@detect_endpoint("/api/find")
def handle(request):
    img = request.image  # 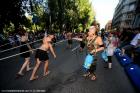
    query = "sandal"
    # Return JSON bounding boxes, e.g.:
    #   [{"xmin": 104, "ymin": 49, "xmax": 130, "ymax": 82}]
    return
[
  {"xmin": 83, "ymin": 73, "xmax": 90, "ymax": 77},
  {"xmin": 15, "ymin": 73, "xmax": 24, "ymax": 79}
]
